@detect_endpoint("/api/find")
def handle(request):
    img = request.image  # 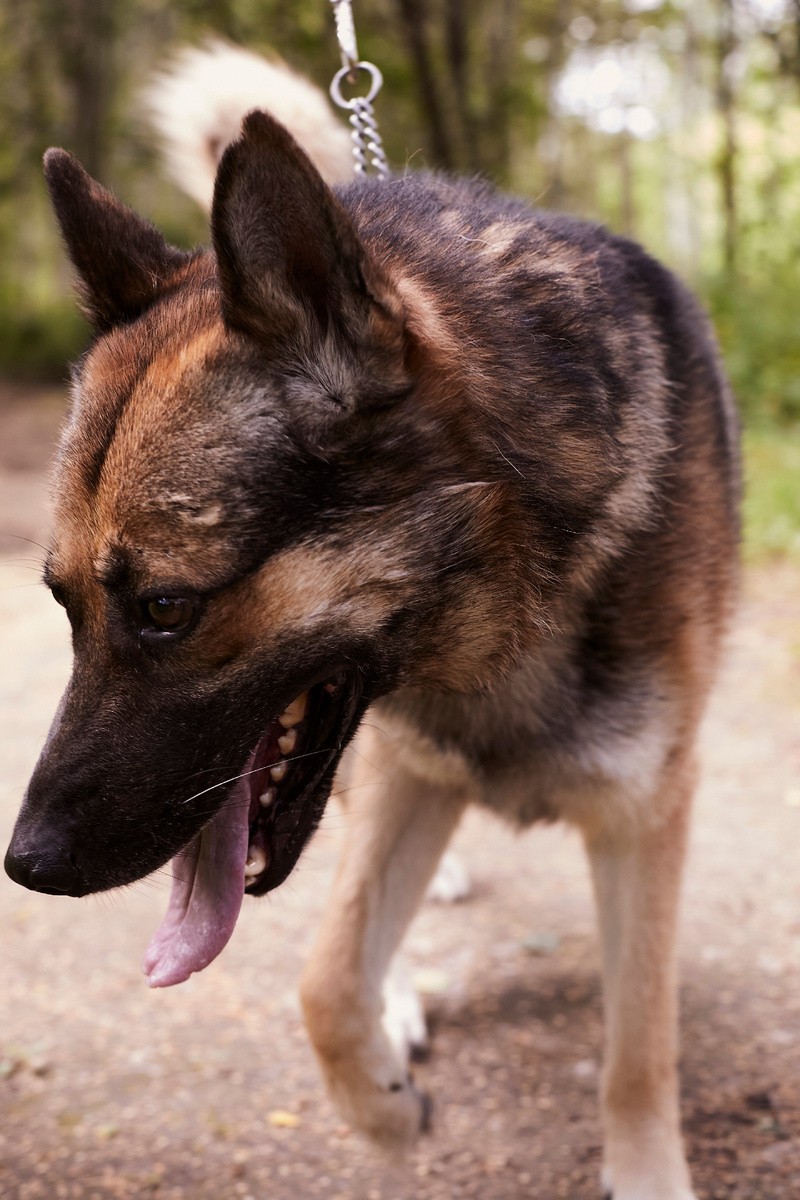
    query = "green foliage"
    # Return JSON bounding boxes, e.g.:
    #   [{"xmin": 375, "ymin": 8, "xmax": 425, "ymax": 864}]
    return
[
  {"xmin": 703, "ymin": 267, "xmax": 800, "ymax": 427},
  {"xmin": 0, "ymin": 294, "xmax": 89, "ymax": 380},
  {"xmin": 742, "ymin": 427, "xmax": 800, "ymax": 563}
]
